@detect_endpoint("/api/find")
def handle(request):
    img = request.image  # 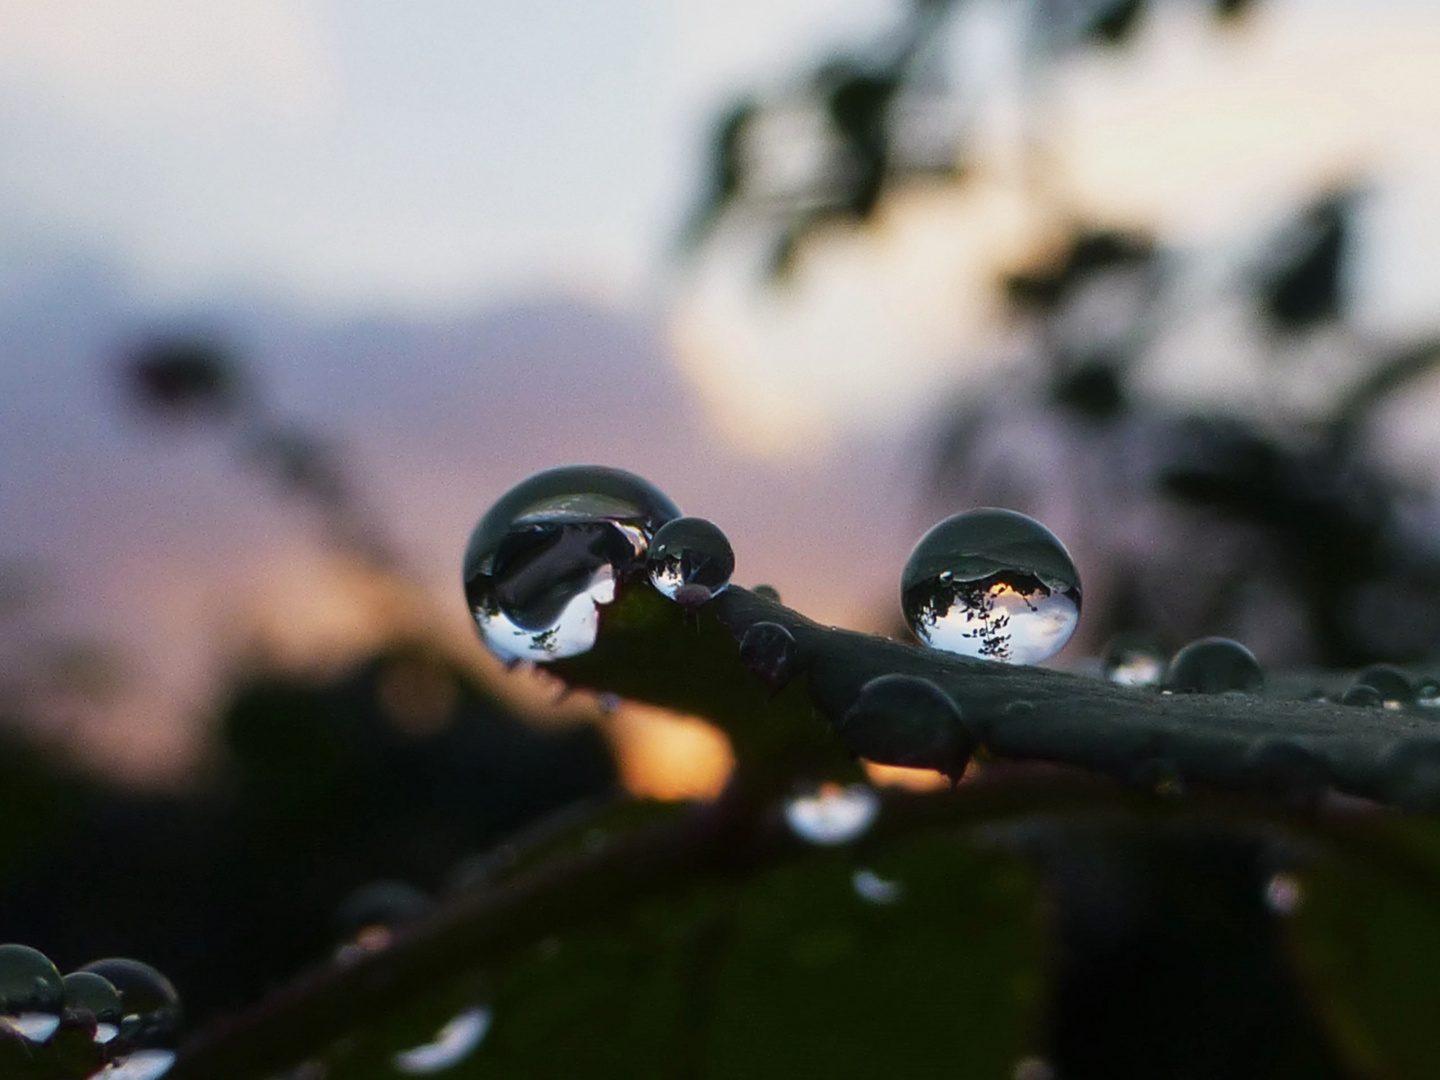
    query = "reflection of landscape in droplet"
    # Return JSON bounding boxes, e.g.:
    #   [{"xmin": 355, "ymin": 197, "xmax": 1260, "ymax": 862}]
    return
[
  {"xmin": 851, "ymin": 868, "xmax": 903, "ymax": 905},
  {"xmin": 95, "ymin": 1050, "xmax": 177, "ymax": 1080},
  {"xmin": 0, "ymin": 943, "xmax": 64, "ymax": 1043},
  {"xmin": 63, "ymin": 970, "xmax": 124, "ymax": 1044},
  {"xmin": 902, "ymin": 509, "xmax": 1081, "ymax": 665},
  {"xmin": 784, "ymin": 783, "xmax": 880, "ymax": 845},
  {"xmin": 646, "ymin": 516, "xmax": 734, "ymax": 607},
  {"xmin": 912, "ymin": 576, "xmax": 1079, "ymax": 666},
  {"xmin": 1103, "ymin": 637, "xmax": 1167, "ymax": 687},
  {"xmin": 392, "ymin": 1006, "xmax": 493, "ymax": 1075},
  {"xmin": 7, "ymin": 1012, "xmax": 59, "ymax": 1041}
]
